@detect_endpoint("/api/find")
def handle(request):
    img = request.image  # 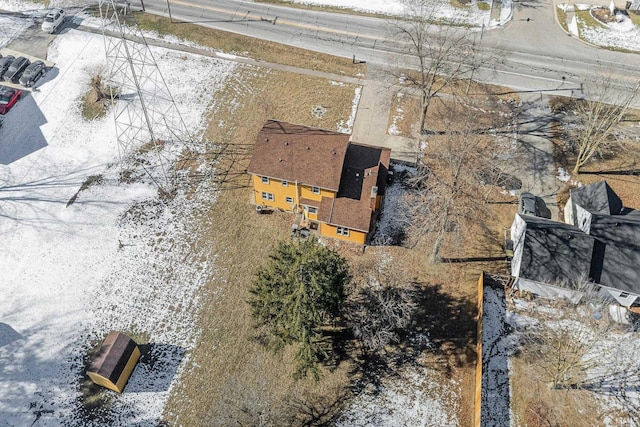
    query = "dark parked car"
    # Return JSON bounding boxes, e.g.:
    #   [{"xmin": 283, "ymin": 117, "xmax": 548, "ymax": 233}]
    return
[
  {"xmin": 0, "ymin": 85, "xmax": 22, "ymax": 115},
  {"xmin": 519, "ymin": 192, "xmax": 538, "ymax": 216},
  {"xmin": 0, "ymin": 55, "xmax": 15, "ymax": 80},
  {"xmin": 19, "ymin": 61, "xmax": 47, "ymax": 87},
  {"xmin": 4, "ymin": 57, "xmax": 30, "ymax": 83}
]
